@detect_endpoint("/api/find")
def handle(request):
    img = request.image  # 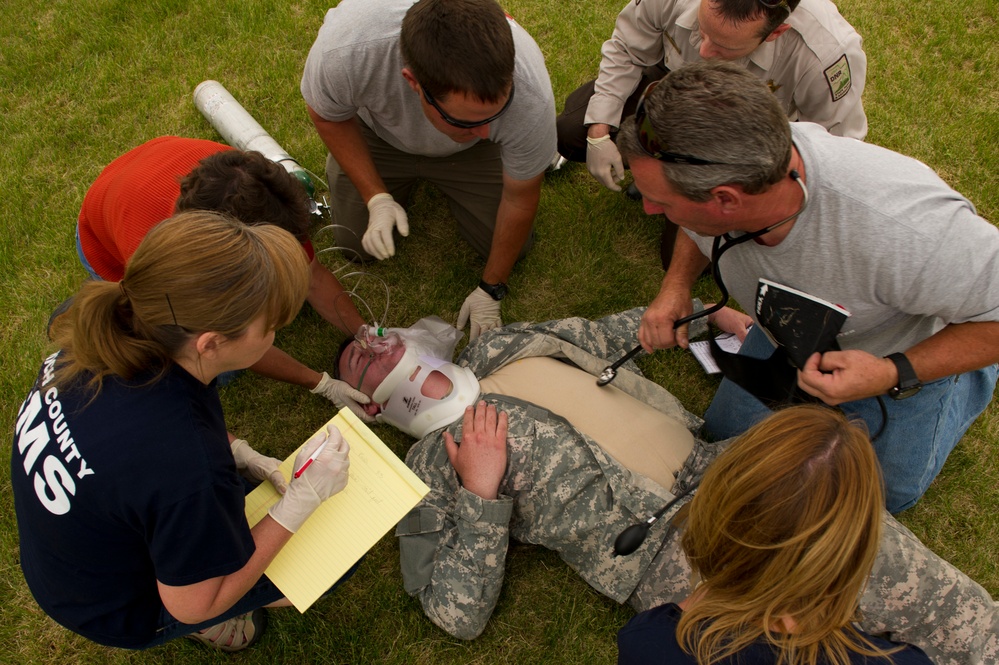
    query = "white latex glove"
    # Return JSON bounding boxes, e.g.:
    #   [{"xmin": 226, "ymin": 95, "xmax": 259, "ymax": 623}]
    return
[
  {"xmin": 457, "ymin": 287, "xmax": 502, "ymax": 341},
  {"xmin": 311, "ymin": 371, "xmax": 374, "ymax": 422},
  {"xmin": 268, "ymin": 424, "xmax": 350, "ymax": 533},
  {"xmin": 586, "ymin": 135, "xmax": 625, "ymax": 192},
  {"xmin": 230, "ymin": 439, "xmax": 287, "ymax": 494},
  {"xmin": 362, "ymin": 193, "xmax": 409, "ymax": 260}
]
